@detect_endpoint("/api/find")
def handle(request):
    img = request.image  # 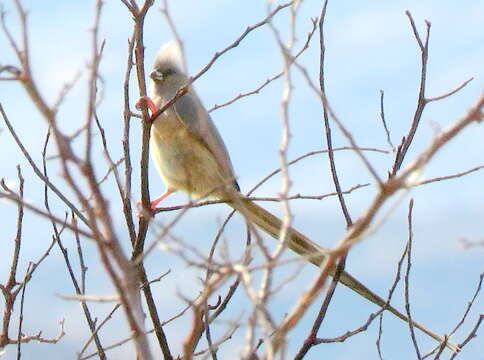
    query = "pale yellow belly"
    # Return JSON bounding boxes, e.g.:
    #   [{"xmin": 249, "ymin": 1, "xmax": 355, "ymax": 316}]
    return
[{"xmin": 150, "ymin": 114, "xmax": 229, "ymax": 198}]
